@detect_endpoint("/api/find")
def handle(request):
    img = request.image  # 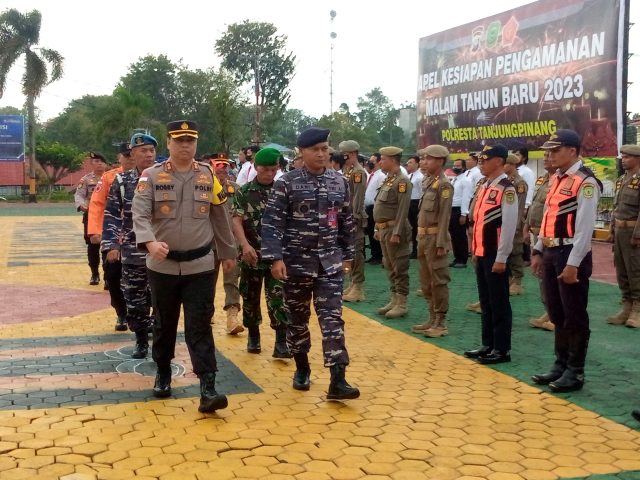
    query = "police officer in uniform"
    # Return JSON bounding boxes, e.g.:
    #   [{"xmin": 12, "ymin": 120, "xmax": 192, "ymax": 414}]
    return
[
  {"xmin": 103, "ymin": 134, "xmax": 156, "ymax": 358},
  {"xmin": 232, "ymin": 148, "xmax": 291, "ymax": 358},
  {"xmin": 505, "ymin": 154, "xmax": 528, "ymax": 296},
  {"xmin": 464, "ymin": 145, "xmax": 518, "ymax": 364},
  {"xmin": 340, "ymin": 140, "xmax": 368, "ymax": 303},
  {"xmin": 531, "ymin": 129, "xmax": 600, "ymax": 393},
  {"xmin": 211, "ymin": 155, "xmax": 244, "ymax": 336},
  {"xmin": 465, "ymin": 176, "xmax": 488, "ymax": 314},
  {"xmin": 75, "ymin": 152, "xmax": 107, "ymax": 285},
  {"xmin": 374, "ymin": 146, "xmax": 413, "ymax": 319},
  {"xmin": 525, "ymin": 150, "xmax": 555, "ymax": 330},
  {"xmin": 410, "ymin": 145, "xmax": 453, "ymax": 338},
  {"xmin": 132, "ymin": 120, "xmax": 237, "ymax": 412},
  {"xmin": 261, "ymin": 127, "xmax": 359, "ymax": 400},
  {"xmin": 608, "ymin": 144, "xmax": 640, "ymax": 328}
]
